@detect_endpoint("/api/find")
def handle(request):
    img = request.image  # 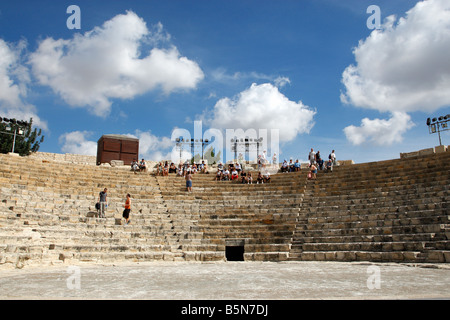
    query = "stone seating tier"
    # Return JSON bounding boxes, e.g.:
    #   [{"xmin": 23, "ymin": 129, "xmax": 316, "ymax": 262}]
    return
[
  {"xmin": 288, "ymin": 151, "xmax": 450, "ymax": 263},
  {"xmin": 0, "ymin": 150, "xmax": 449, "ymax": 268}
]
